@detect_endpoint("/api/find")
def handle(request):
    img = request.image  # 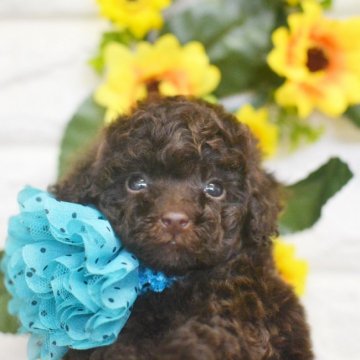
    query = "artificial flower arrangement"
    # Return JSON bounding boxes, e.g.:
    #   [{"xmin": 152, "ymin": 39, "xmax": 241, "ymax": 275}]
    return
[{"xmin": 0, "ymin": 0, "xmax": 358, "ymax": 359}]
